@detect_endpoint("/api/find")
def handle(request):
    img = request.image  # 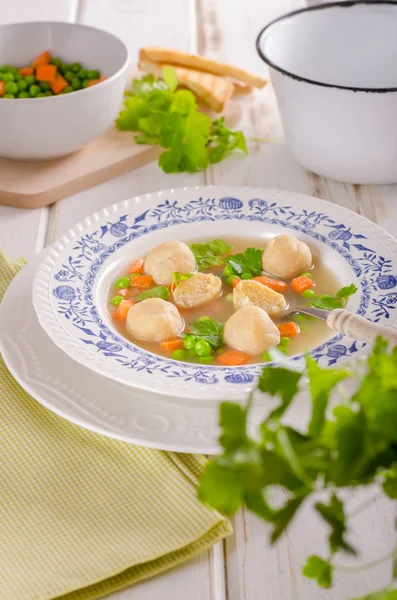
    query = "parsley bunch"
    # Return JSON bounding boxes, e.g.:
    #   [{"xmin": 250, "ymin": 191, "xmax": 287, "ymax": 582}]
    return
[
  {"xmin": 116, "ymin": 69, "xmax": 247, "ymax": 173},
  {"xmin": 199, "ymin": 338, "xmax": 397, "ymax": 599}
]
